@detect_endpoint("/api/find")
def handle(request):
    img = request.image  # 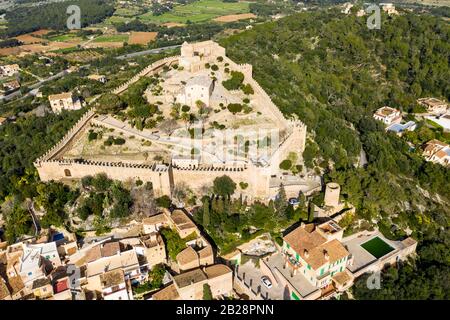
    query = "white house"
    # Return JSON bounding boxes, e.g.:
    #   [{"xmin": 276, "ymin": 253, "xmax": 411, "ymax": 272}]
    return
[
  {"xmin": 48, "ymin": 92, "xmax": 82, "ymax": 113},
  {"xmin": 176, "ymin": 75, "xmax": 214, "ymax": 108},
  {"xmin": 373, "ymin": 106, "xmax": 402, "ymax": 126},
  {"xmin": 100, "ymin": 269, "xmax": 132, "ymax": 300},
  {"xmin": 423, "ymin": 140, "xmax": 450, "ymax": 167},
  {"xmin": 417, "ymin": 98, "xmax": 448, "ymax": 115}
]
